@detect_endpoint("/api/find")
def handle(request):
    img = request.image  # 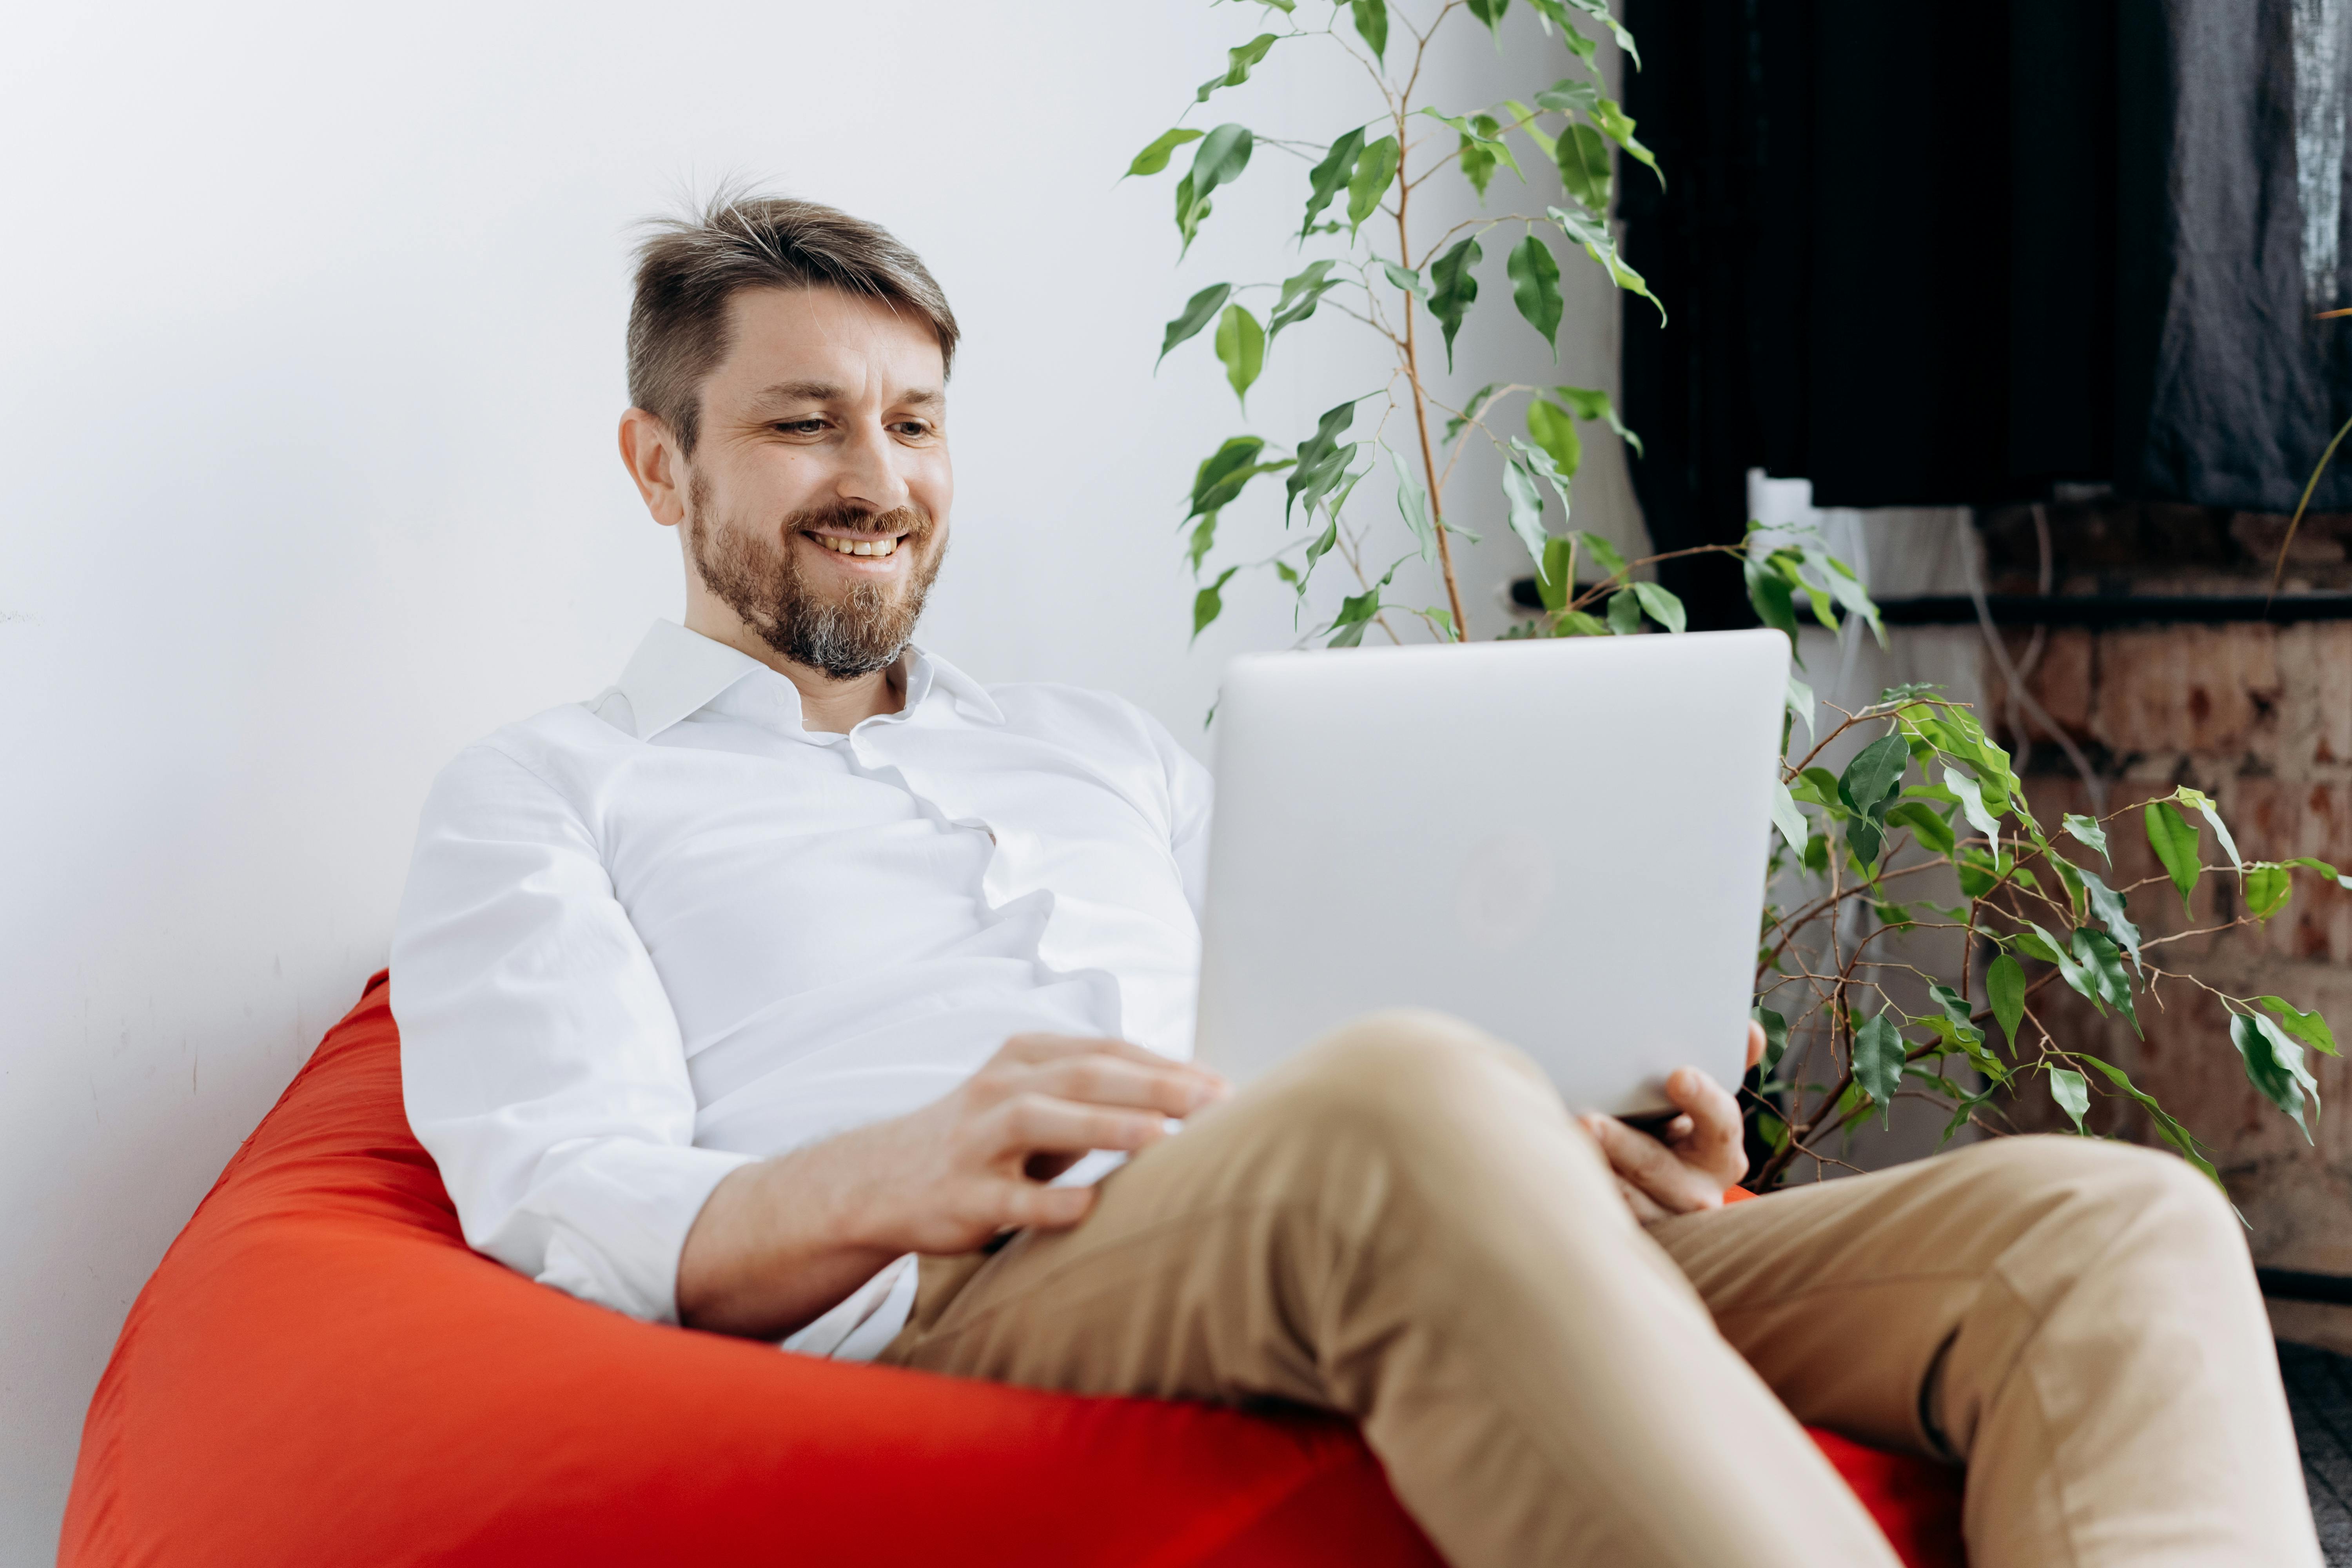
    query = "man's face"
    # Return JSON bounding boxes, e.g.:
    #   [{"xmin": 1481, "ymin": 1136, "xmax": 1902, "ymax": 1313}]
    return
[{"xmin": 674, "ymin": 286, "xmax": 953, "ymax": 679}]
